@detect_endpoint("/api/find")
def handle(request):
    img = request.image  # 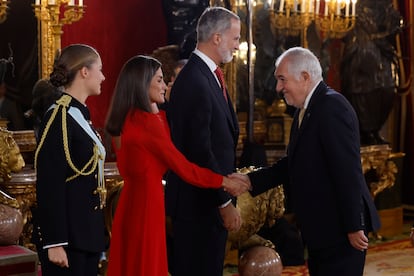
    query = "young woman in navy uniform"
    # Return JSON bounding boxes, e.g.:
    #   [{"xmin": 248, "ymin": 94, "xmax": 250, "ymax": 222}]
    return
[{"xmin": 34, "ymin": 44, "xmax": 106, "ymax": 276}]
